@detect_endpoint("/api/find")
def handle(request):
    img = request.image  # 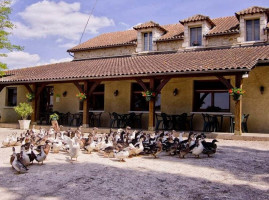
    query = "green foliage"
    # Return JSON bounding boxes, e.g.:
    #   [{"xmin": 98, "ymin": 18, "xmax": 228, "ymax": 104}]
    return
[
  {"xmin": 50, "ymin": 113, "xmax": 59, "ymax": 121},
  {"xmin": 14, "ymin": 102, "xmax": 33, "ymax": 120},
  {"xmin": 0, "ymin": 0, "xmax": 23, "ymax": 76}
]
